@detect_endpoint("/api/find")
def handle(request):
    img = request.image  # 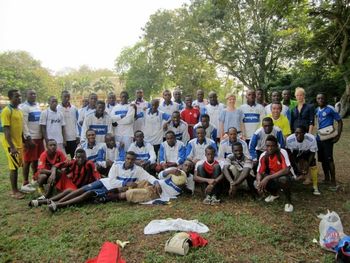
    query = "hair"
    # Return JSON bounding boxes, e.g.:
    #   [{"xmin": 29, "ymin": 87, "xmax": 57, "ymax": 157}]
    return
[
  {"xmin": 96, "ymin": 100, "xmax": 105, "ymax": 106},
  {"xmin": 172, "ymin": 111, "xmax": 180, "ymax": 116},
  {"xmin": 262, "ymin": 117, "xmax": 273, "ymax": 124},
  {"xmin": 8, "ymin": 89, "xmax": 19, "ymax": 99},
  {"xmin": 134, "ymin": 130, "xmax": 144, "ymax": 136},
  {"xmin": 266, "ymin": 134, "xmax": 278, "ymax": 145},
  {"xmin": 227, "ymin": 127, "xmax": 238, "ymax": 133},
  {"xmin": 294, "ymin": 87, "xmax": 305, "ymax": 96},
  {"xmin": 271, "ymin": 102, "xmax": 282, "ymax": 109},
  {"xmin": 47, "ymin": 138, "xmax": 57, "ymax": 144},
  {"xmin": 61, "ymin": 90, "xmax": 70, "ymax": 95},
  {"xmin": 86, "ymin": 128, "xmax": 96, "ymax": 135},
  {"xmin": 165, "ymin": 130, "xmax": 176, "ymax": 137},
  {"xmin": 104, "ymin": 133, "xmax": 114, "ymax": 140},
  {"xmin": 296, "ymin": 125, "xmax": 307, "ymax": 133},
  {"xmin": 48, "ymin": 96, "xmax": 56, "ymax": 103},
  {"xmin": 75, "ymin": 148, "xmax": 86, "ymax": 155},
  {"xmin": 201, "ymin": 114, "xmax": 210, "ymax": 120},
  {"xmin": 126, "ymin": 151, "xmax": 136, "ymax": 158},
  {"xmin": 195, "ymin": 126, "xmax": 205, "ymax": 133},
  {"xmin": 205, "ymin": 145, "xmax": 216, "ymax": 153},
  {"xmin": 163, "ymin": 89, "xmax": 171, "ymax": 95},
  {"xmin": 108, "ymin": 92, "xmax": 115, "ymax": 97},
  {"xmin": 89, "ymin": 93, "xmax": 97, "ymax": 98},
  {"xmin": 225, "ymin": 93, "xmax": 236, "ymax": 100},
  {"xmin": 185, "ymin": 95, "xmax": 192, "ymax": 100},
  {"xmin": 120, "ymin": 91, "xmax": 129, "ymax": 97}
]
